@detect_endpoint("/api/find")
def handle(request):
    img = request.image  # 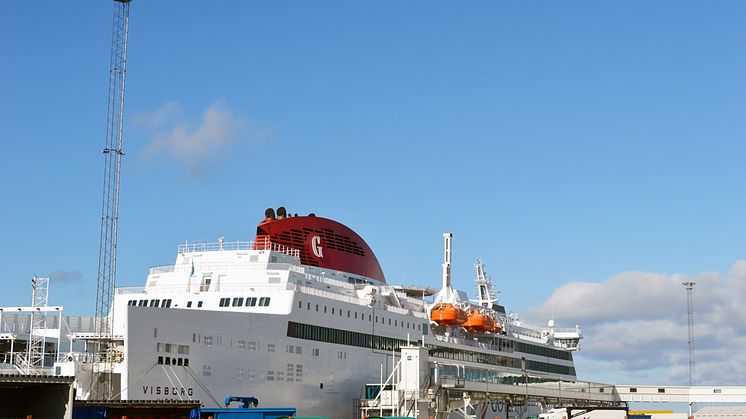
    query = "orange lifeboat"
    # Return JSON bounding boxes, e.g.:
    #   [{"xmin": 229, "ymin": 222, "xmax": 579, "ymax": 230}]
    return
[
  {"xmin": 462, "ymin": 309, "xmax": 497, "ymax": 333},
  {"xmin": 430, "ymin": 303, "xmax": 468, "ymax": 327}
]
